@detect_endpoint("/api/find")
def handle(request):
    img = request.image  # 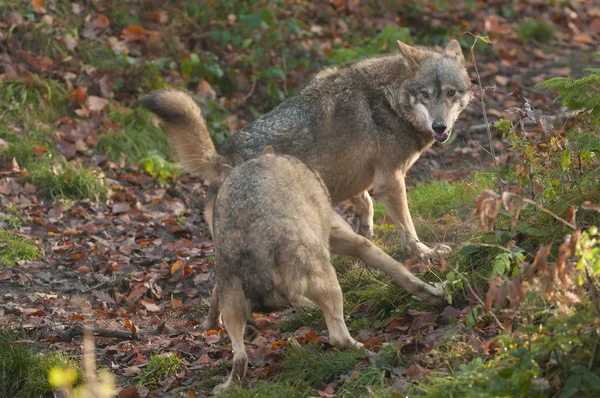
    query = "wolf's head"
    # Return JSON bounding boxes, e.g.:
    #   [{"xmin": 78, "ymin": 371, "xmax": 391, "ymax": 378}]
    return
[{"xmin": 395, "ymin": 40, "xmax": 472, "ymax": 144}]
